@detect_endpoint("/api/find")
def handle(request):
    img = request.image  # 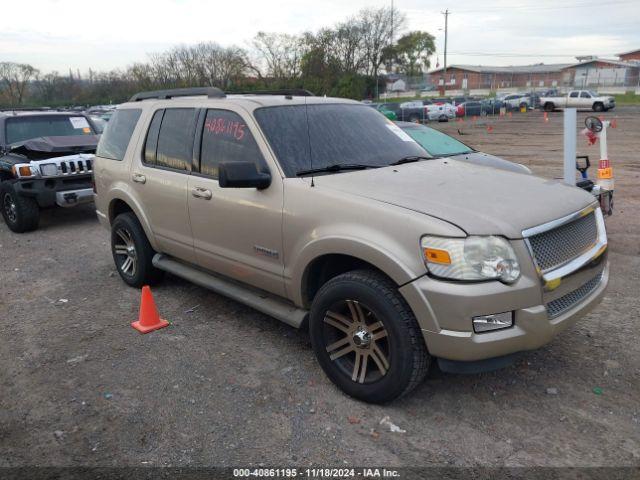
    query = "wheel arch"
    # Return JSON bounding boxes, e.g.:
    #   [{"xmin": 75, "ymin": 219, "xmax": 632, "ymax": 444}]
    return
[
  {"xmin": 293, "ymin": 239, "xmax": 421, "ymax": 309},
  {"xmin": 107, "ymin": 194, "xmax": 159, "ymax": 251}
]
